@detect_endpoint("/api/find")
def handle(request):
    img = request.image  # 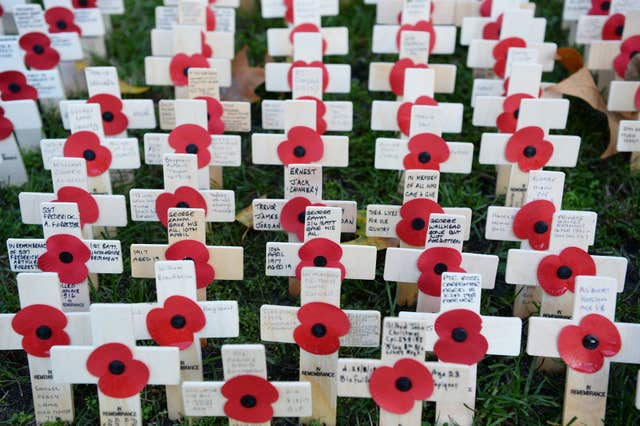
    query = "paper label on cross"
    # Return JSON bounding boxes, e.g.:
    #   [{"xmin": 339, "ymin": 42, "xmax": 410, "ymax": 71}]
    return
[
  {"xmin": 264, "ymin": 61, "xmax": 351, "ymax": 93},
  {"xmin": 260, "ymin": 0, "xmax": 338, "ymax": 19}
]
